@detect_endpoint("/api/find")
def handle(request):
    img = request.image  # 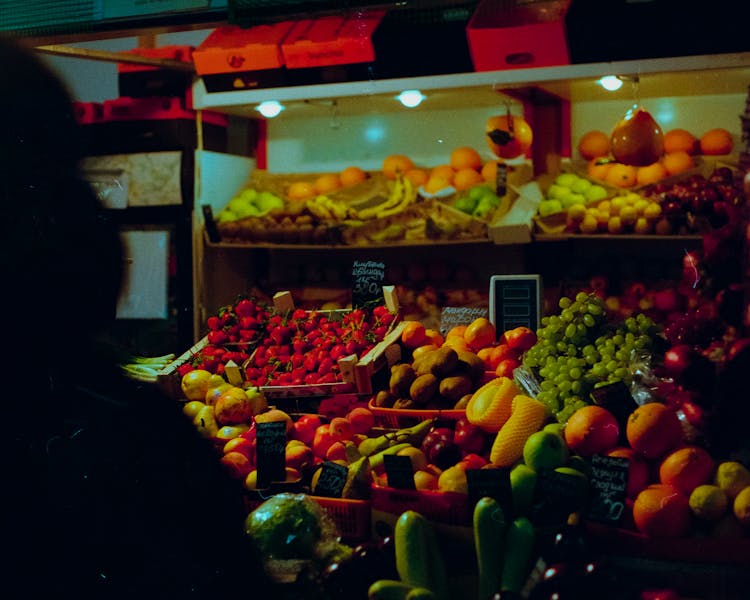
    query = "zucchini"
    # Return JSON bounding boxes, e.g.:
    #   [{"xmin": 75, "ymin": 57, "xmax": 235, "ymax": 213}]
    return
[
  {"xmin": 500, "ymin": 516, "xmax": 536, "ymax": 594},
  {"xmin": 394, "ymin": 510, "xmax": 450, "ymax": 600},
  {"xmin": 368, "ymin": 579, "xmax": 414, "ymax": 600},
  {"xmin": 473, "ymin": 496, "xmax": 507, "ymax": 600}
]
